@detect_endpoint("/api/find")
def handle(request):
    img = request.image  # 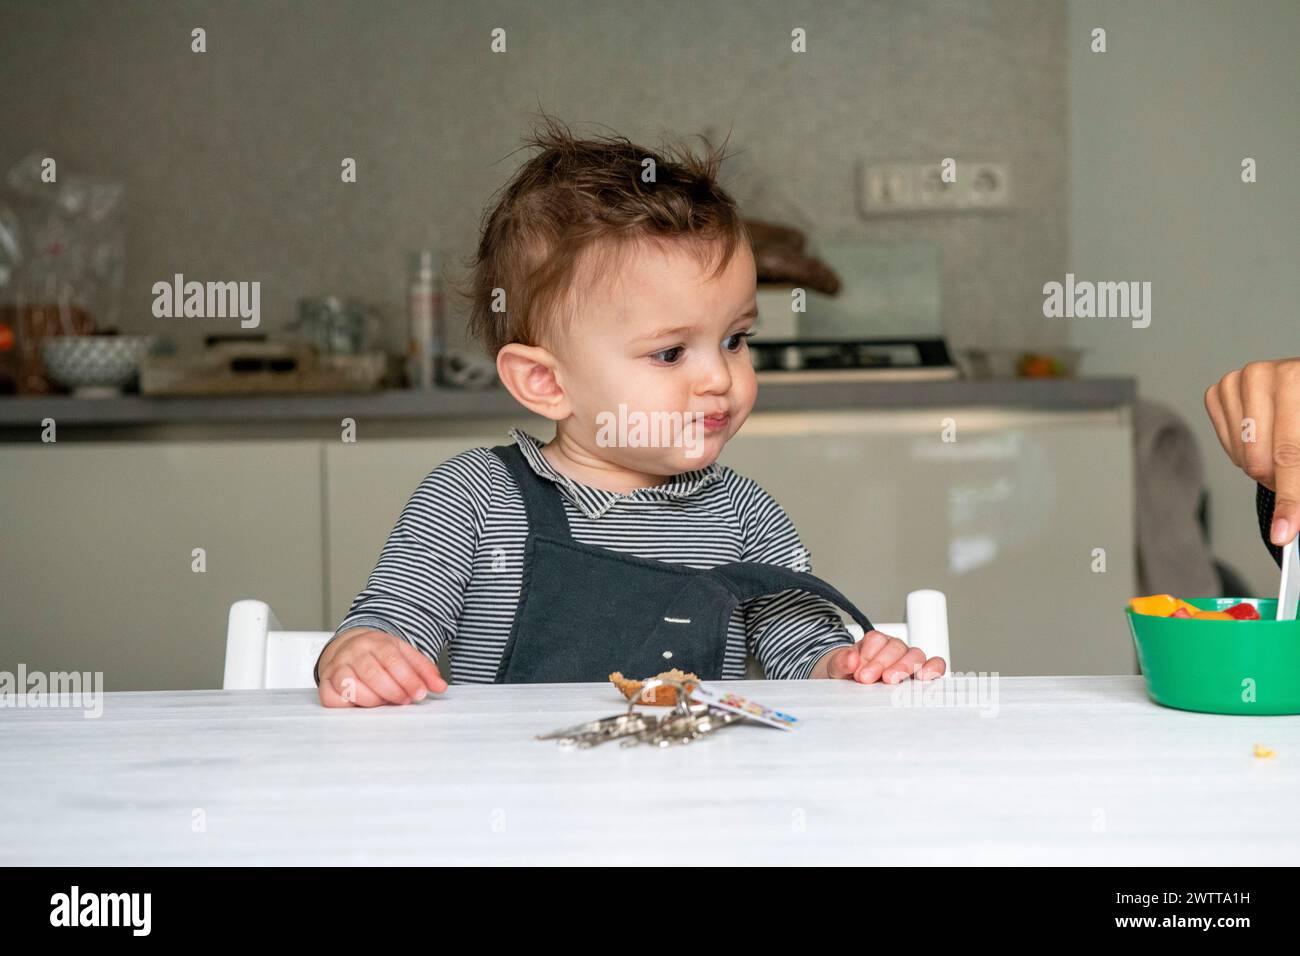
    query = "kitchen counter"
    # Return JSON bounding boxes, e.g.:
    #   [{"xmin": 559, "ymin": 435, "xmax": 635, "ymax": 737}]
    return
[
  {"xmin": 0, "ymin": 375, "xmax": 1136, "ymax": 440},
  {"xmin": 2, "ymin": 675, "xmax": 1293, "ymax": 865},
  {"xmin": 2, "ymin": 384, "xmax": 1138, "ymax": 682}
]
